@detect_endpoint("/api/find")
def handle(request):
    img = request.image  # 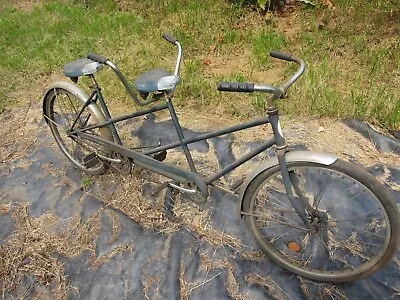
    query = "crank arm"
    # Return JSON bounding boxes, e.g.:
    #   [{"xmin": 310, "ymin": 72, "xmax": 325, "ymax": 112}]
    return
[
  {"xmin": 97, "ymin": 153, "xmax": 122, "ymax": 164},
  {"xmin": 169, "ymin": 182, "xmax": 197, "ymax": 194}
]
